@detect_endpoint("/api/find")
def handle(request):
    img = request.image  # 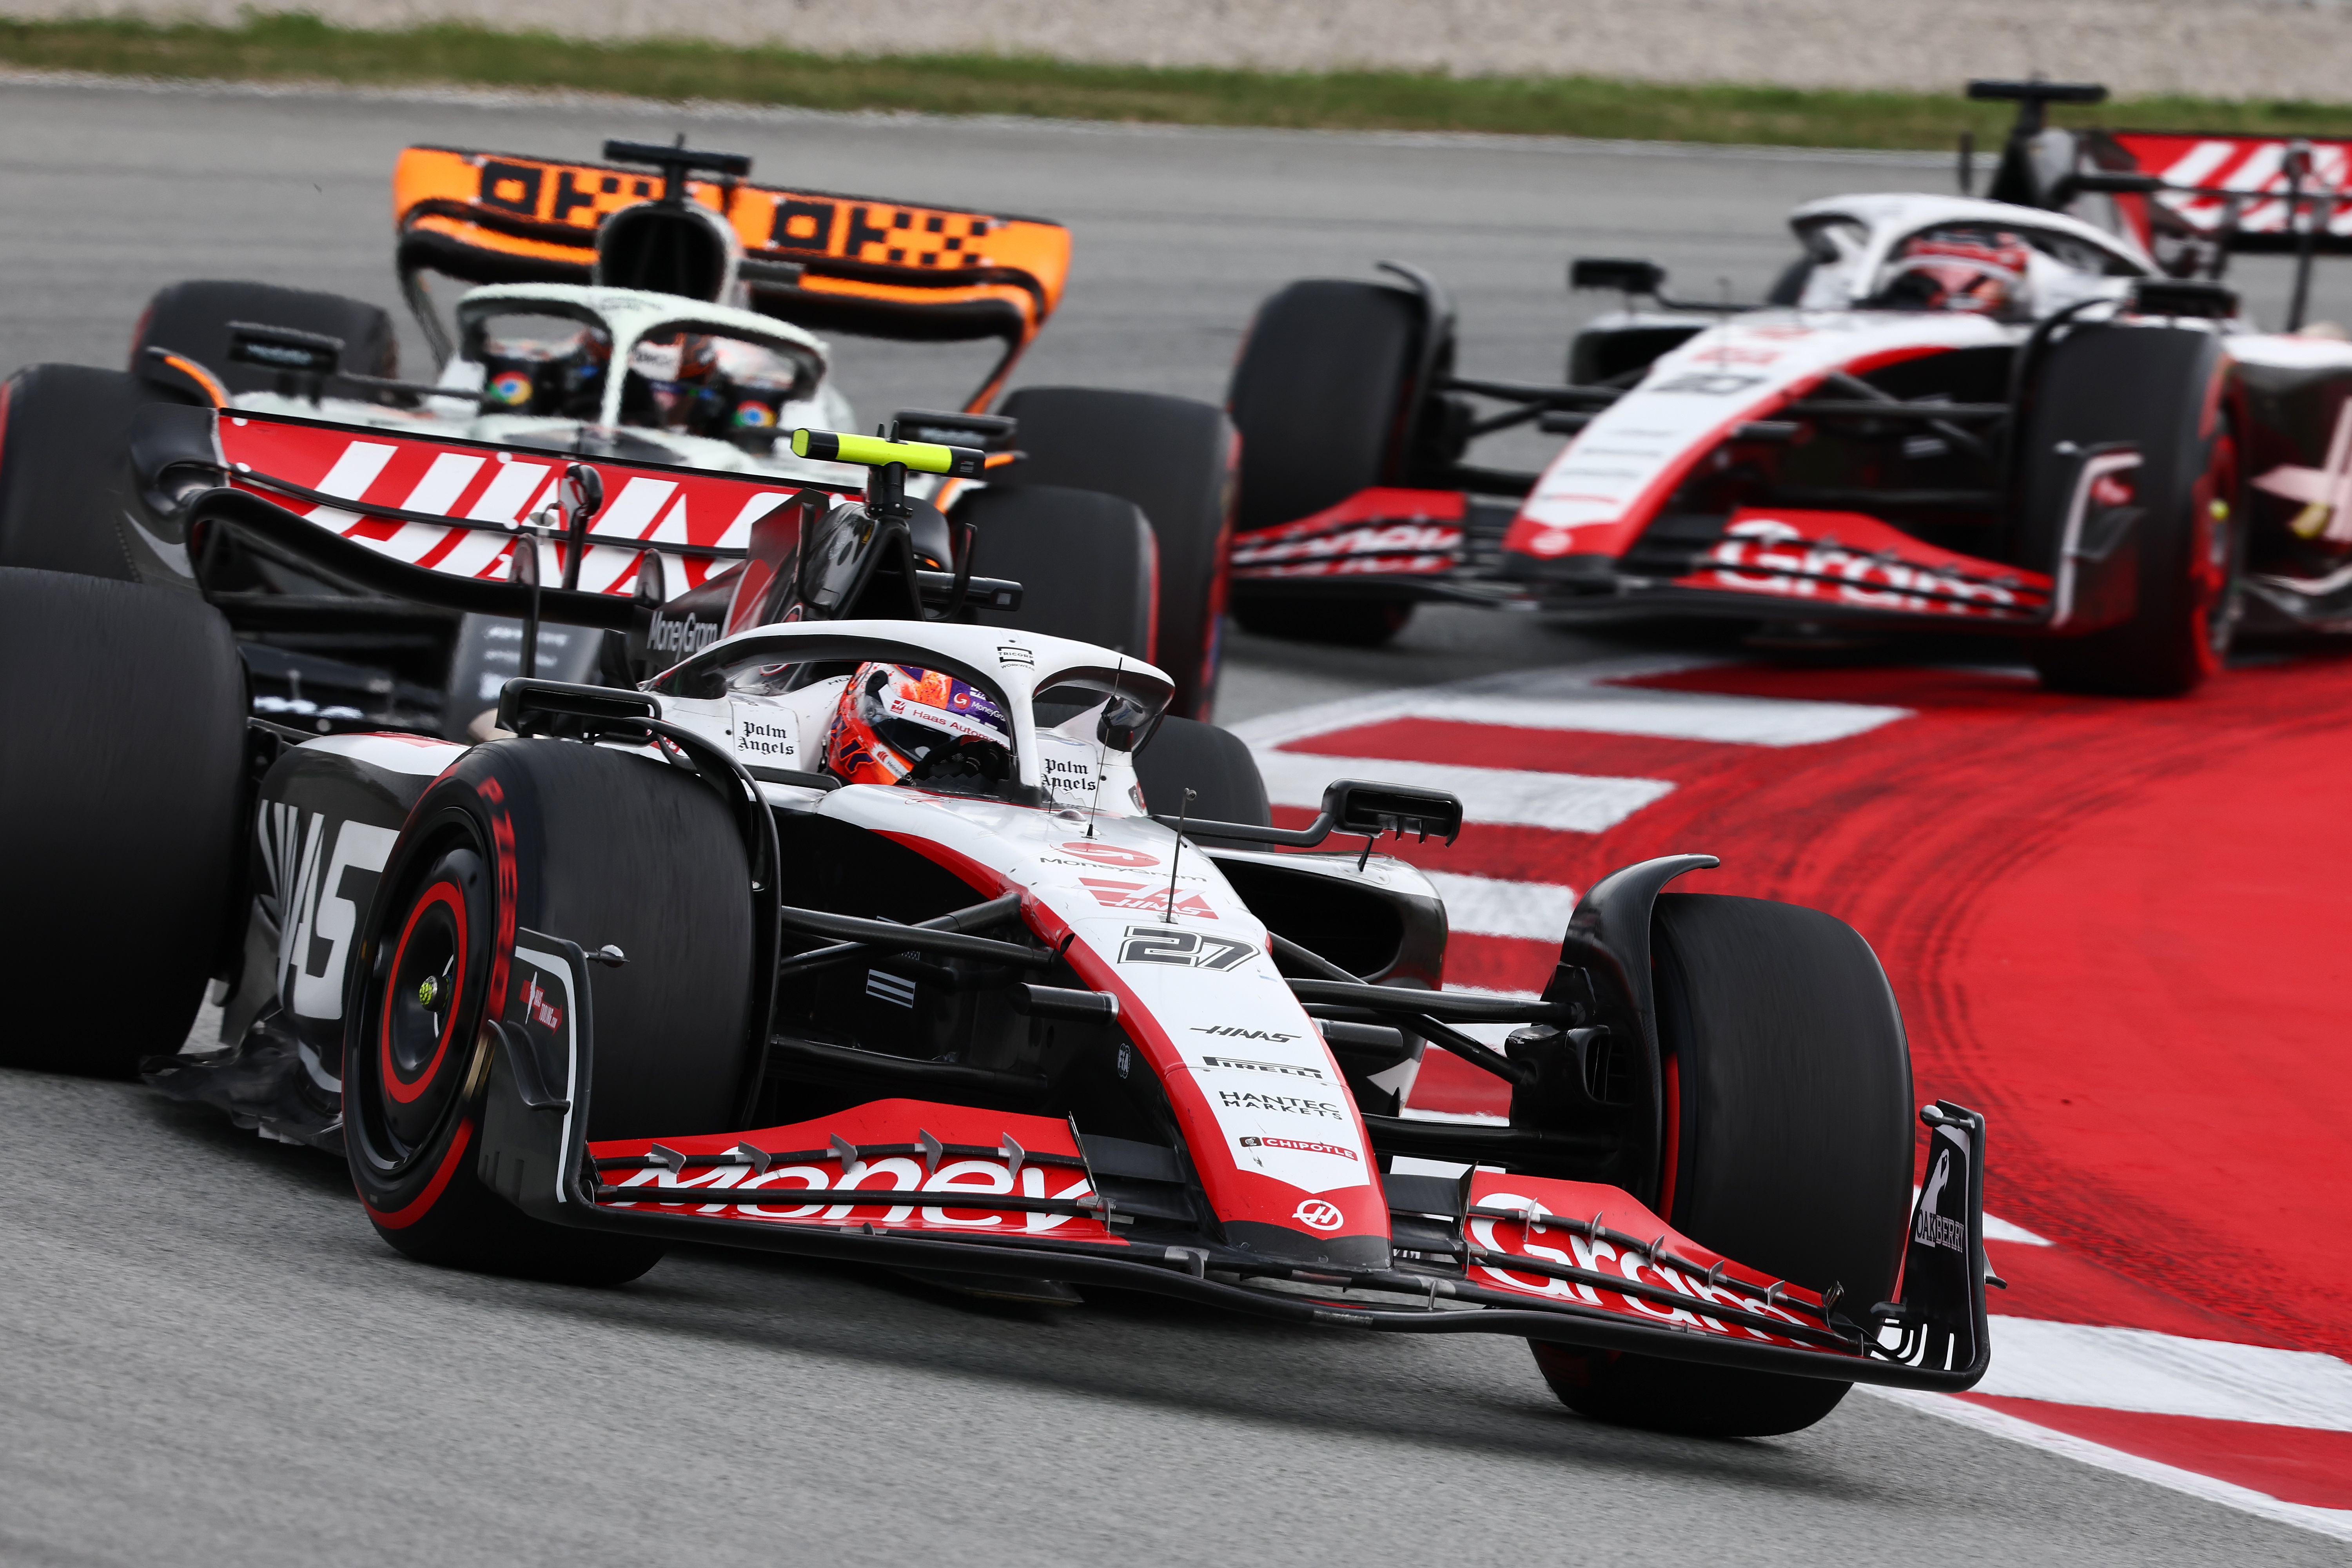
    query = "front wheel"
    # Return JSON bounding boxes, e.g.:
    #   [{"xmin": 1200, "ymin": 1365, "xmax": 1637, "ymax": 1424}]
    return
[
  {"xmin": 1225, "ymin": 278, "xmax": 1434, "ymax": 652},
  {"xmin": 2023, "ymin": 324, "xmax": 2243, "ymax": 696},
  {"xmin": 1530, "ymin": 893, "xmax": 1914, "ymax": 1437},
  {"xmin": 961, "ymin": 484, "xmax": 1156, "ymax": 660},
  {"xmin": 992, "ymin": 388, "xmax": 1238, "ymax": 720},
  {"xmin": 131, "ymin": 278, "xmax": 400, "ymax": 403},
  {"xmin": 345, "ymin": 738, "xmax": 758, "ymax": 1285}
]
